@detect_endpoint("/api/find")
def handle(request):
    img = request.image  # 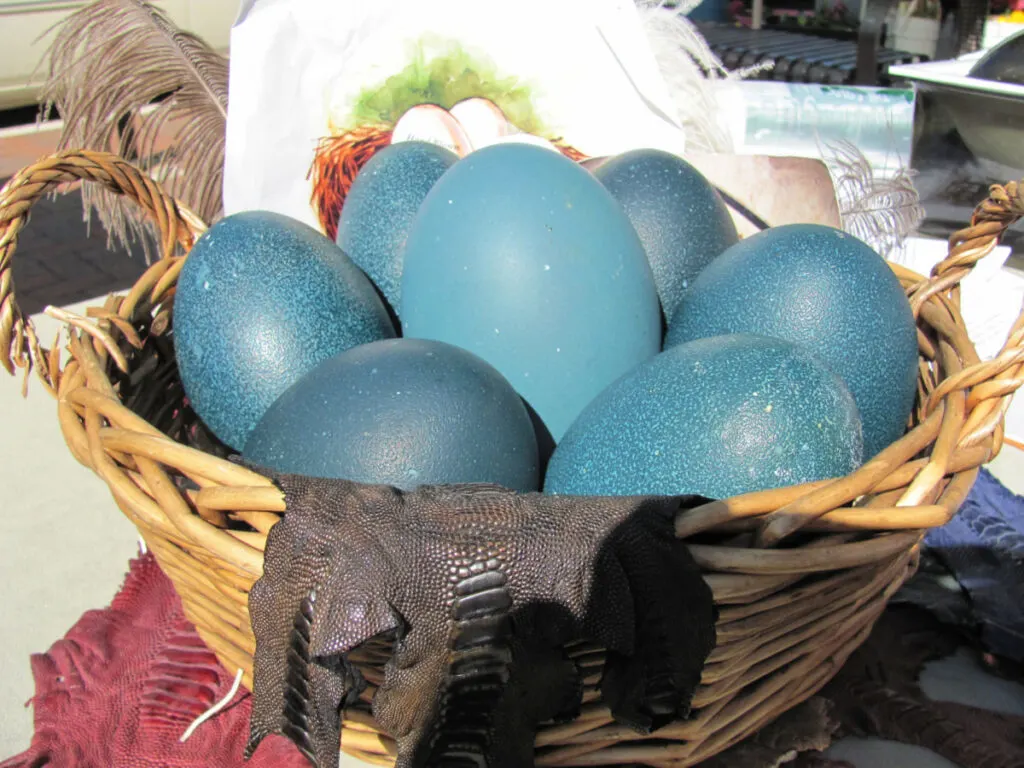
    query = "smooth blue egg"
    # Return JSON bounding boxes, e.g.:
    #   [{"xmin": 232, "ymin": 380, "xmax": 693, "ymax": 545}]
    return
[
  {"xmin": 336, "ymin": 141, "xmax": 459, "ymax": 316},
  {"xmin": 544, "ymin": 334, "xmax": 863, "ymax": 498},
  {"xmin": 243, "ymin": 338, "xmax": 539, "ymax": 491},
  {"xmin": 174, "ymin": 211, "xmax": 395, "ymax": 450},
  {"xmin": 665, "ymin": 223, "xmax": 918, "ymax": 459},
  {"xmin": 593, "ymin": 149, "xmax": 738, "ymax": 321},
  {"xmin": 400, "ymin": 143, "xmax": 661, "ymax": 442}
]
